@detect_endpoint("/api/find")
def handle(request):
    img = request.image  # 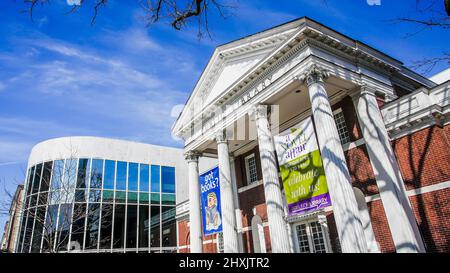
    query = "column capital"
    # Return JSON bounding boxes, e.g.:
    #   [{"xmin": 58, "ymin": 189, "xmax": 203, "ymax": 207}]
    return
[
  {"xmin": 296, "ymin": 64, "xmax": 329, "ymax": 86},
  {"xmin": 253, "ymin": 104, "xmax": 270, "ymax": 120},
  {"xmin": 216, "ymin": 129, "xmax": 228, "ymax": 144},
  {"xmin": 185, "ymin": 150, "xmax": 201, "ymax": 162}
]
